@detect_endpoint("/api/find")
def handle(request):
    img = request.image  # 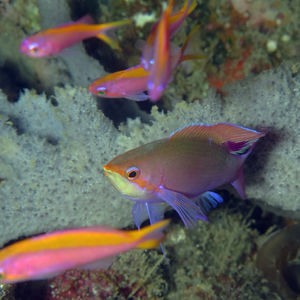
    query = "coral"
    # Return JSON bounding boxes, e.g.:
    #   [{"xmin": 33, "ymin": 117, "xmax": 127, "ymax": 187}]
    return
[
  {"xmin": 164, "ymin": 204, "xmax": 277, "ymax": 300},
  {"xmin": 44, "ymin": 249, "xmax": 166, "ymax": 299},
  {"xmin": 165, "ymin": 0, "xmax": 299, "ymax": 104},
  {"xmin": 207, "ymin": 46, "xmax": 252, "ymax": 96},
  {"xmin": 0, "ymin": 87, "xmax": 132, "ymax": 247},
  {"xmin": 230, "ymin": 0, "xmax": 289, "ymax": 28},
  {"xmin": 0, "ymin": 282, "xmax": 15, "ymax": 300}
]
